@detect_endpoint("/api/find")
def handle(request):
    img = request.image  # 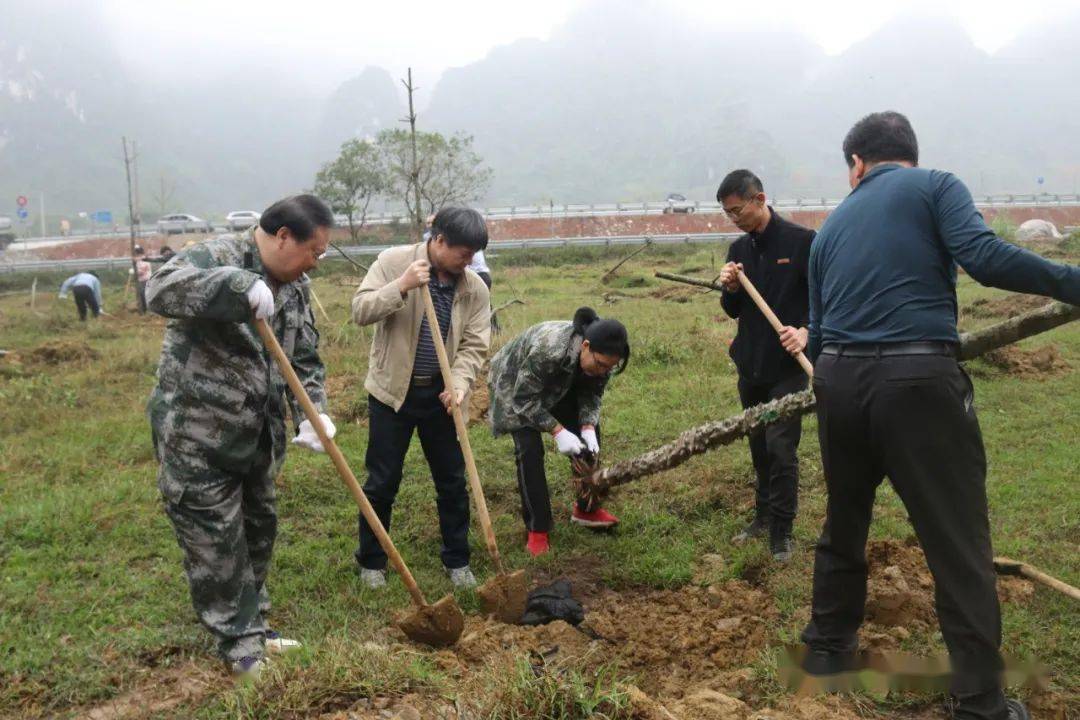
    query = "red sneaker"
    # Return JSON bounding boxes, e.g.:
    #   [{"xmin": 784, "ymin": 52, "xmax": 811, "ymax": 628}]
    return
[
  {"xmin": 571, "ymin": 506, "xmax": 619, "ymax": 529},
  {"xmin": 526, "ymin": 531, "xmax": 550, "ymax": 556}
]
